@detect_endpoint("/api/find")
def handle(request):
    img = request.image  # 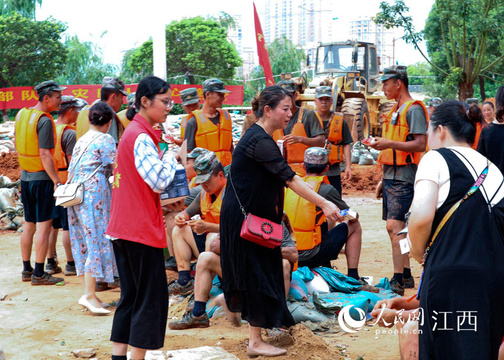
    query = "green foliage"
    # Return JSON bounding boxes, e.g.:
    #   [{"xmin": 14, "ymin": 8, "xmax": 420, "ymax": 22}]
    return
[
  {"xmin": 0, "ymin": 0, "xmax": 41, "ymax": 20},
  {"xmin": 0, "ymin": 13, "xmax": 67, "ymax": 87},
  {"xmin": 243, "ymin": 36, "xmax": 305, "ymax": 105},
  {"xmin": 374, "ymin": 0, "xmax": 504, "ymax": 101},
  {"xmin": 121, "ymin": 17, "xmax": 242, "ymax": 85},
  {"xmin": 56, "ymin": 35, "xmax": 118, "ymax": 85}
]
